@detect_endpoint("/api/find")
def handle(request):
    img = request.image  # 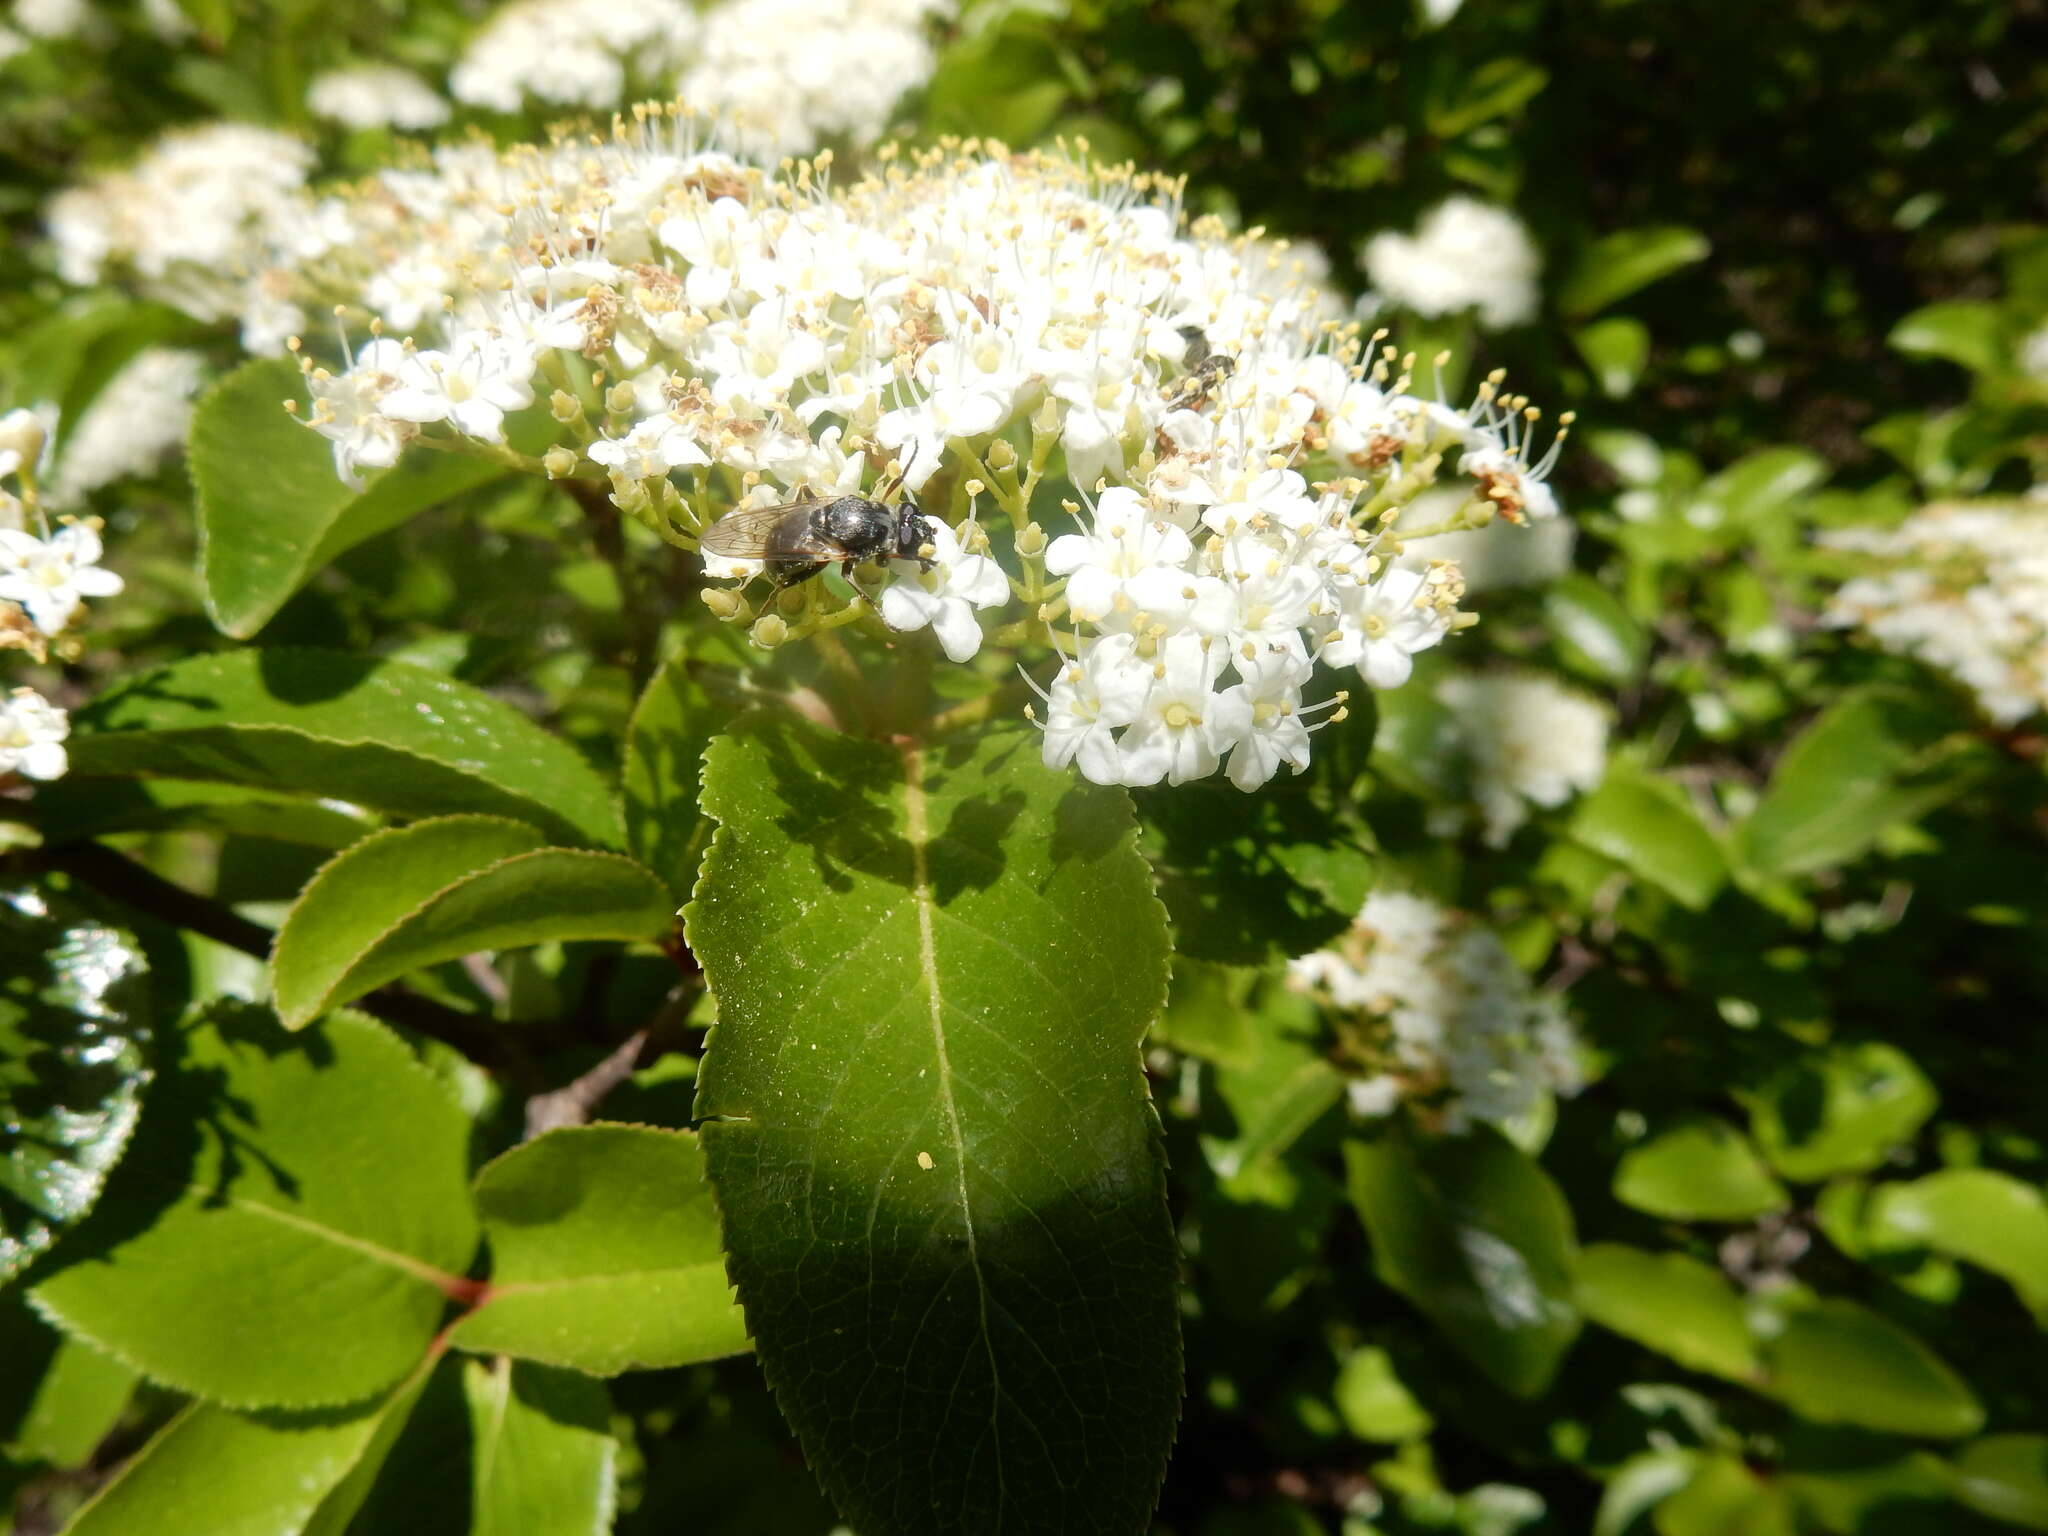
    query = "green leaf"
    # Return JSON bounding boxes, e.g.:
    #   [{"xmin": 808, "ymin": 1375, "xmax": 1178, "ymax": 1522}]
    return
[
  {"xmin": 1737, "ymin": 689, "xmax": 1989, "ymax": 877},
  {"xmin": 449, "ymin": 1125, "xmax": 747, "ymax": 1374},
  {"xmin": 621, "ymin": 654, "xmax": 727, "ymax": 900},
  {"xmin": 1425, "ymin": 56, "xmax": 1550, "ymax": 138},
  {"xmin": 1949, "ymin": 1437, "xmax": 2048, "ymax": 1531},
  {"xmin": 1139, "ymin": 782, "xmax": 1374, "ymax": 965},
  {"xmin": 1612, "ymin": 1118, "xmax": 1787, "ymax": 1221},
  {"xmin": 29, "ymin": 777, "xmax": 377, "ymax": 849},
  {"xmin": 69, "ymin": 649, "xmax": 622, "ymax": 848},
  {"xmin": 1343, "ymin": 1125, "xmax": 1580, "ymax": 1396},
  {"xmin": 1888, "ymin": 302, "xmax": 2005, "ymax": 375},
  {"xmin": 1693, "ymin": 447, "xmax": 1828, "ymax": 527},
  {"xmin": 270, "ymin": 817, "xmax": 674, "ymax": 1029},
  {"xmin": 1573, "ymin": 317, "xmax": 1652, "ymax": 397},
  {"xmin": 192, "ymin": 358, "xmax": 510, "ymax": 639},
  {"xmin": 32, "ymin": 1007, "xmax": 478, "ymax": 1409},
  {"xmin": 1759, "ymin": 1297, "xmax": 1984, "ymax": 1439},
  {"xmin": 0, "ymin": 1299, "xmax": 135, "ymax": 1470},
  {"xmin": 1, "ymin": 885, "xmax": 153, "ymax": 1281},
  {"xmin": 1575, "ymin": 1245, "xmax": 1761, "ymax": 1382},
  {"xmin": 1866, "ymin": 1170, "xmax": 2048, "ymax": 1321},
  {"xmin": 1545, "ymin": 574, "xmax": 1650, "ymax": 686},
  {"xmin": 1746, "ymin": 1043, "xmax": 1937, "ymax": 1183},
  {"xmin": 463, "ymin": 1358, "xmax": 616, "ymax": 1536},
  {"xmin": 1570, "ymin": 767, "xmax": 1726, "ymax": 911},
  {"xmin": 1332, "ymin": 1346, "xmax": 1434, "ymax": 1443},
  {"xmin": 1653, "ymin": 1458, "xmax": 1797, "ymax": 1536},
  {"xmin": 59, "ymin": 1366, "xmax": 430, "ymax": 1536},
  {"xmin": 1559, "ymin": 227, "xmax": 1710, "ymax": 319},
  {"xmin": 686, "ymin": 718, "xmax": 1179, "ymax": 1536}
]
